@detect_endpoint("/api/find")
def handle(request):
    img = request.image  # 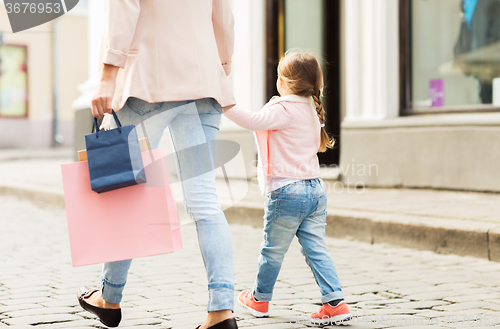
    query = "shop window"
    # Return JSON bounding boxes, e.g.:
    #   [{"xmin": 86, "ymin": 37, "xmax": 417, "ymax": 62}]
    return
[
  {"xmin": 0, "ymin": 45, "xmax": 28, "ymax": 117},
  {"xmin": 401, "ymin": 0, "xmax": 500, "ymax": 114}
]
